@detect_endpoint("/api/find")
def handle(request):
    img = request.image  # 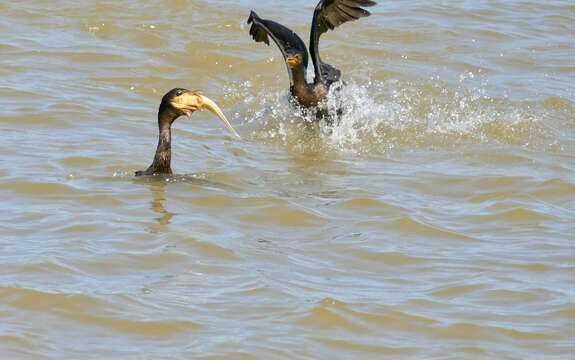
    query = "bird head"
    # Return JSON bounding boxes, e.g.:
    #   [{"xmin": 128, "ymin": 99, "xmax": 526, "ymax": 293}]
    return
[
  {"xmin": 160, "ymin": 88, "xmax": 241, "ymax": 139},
  {"xmin": 286, "ymin": 52, "xmax": 306, "ymax": 69}
]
